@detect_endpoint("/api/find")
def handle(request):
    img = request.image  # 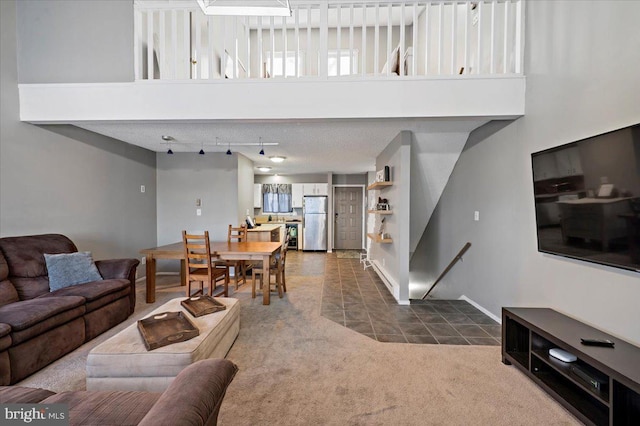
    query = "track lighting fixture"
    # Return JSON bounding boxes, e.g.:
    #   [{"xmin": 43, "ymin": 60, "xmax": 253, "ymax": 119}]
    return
[
  {"xmin": 199, "ymin": 141, "xmax": 205, "ymax": 155},
  {"xmin": 226, "ymin": 142, "xmax": 232, "ymax": 155},
  {"xmin": 167, "ymin": 148, "xmax": 173, "ymax": 154},
  {"xmin": 259, "ymin": 137, "xmax": 265, "ymax": 155}
]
